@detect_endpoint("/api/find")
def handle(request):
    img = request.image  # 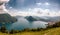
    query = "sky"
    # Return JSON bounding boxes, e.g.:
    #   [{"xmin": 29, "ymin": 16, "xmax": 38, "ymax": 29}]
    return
[
  {"xmin": 8, "ymin": 0, "xmax": 60, "ymax": 11},
  {"xmin": 5, "ymin": 0, "xmax": 60, "ymax": 16}
]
